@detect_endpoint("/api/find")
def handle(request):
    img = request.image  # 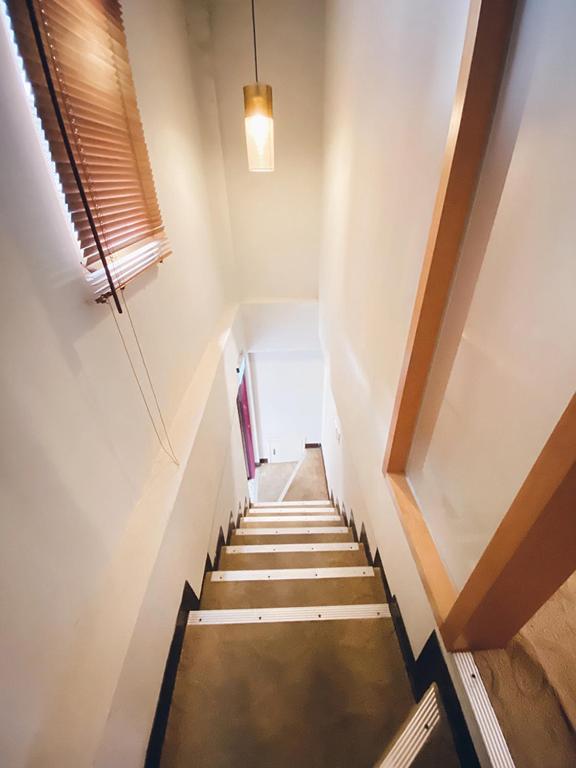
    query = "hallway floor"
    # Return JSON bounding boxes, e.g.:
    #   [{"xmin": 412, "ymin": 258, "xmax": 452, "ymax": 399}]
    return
[
  {"xmin": 255, "ymin": 447, "xmax": 330, "ymax": 503},
  {"xmin": 160, "ymin": 500, "xmax": 413, "ymax": 767}
]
